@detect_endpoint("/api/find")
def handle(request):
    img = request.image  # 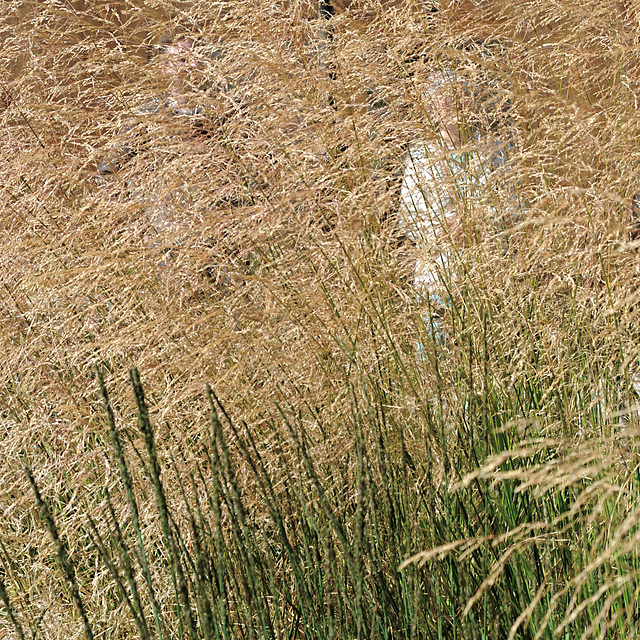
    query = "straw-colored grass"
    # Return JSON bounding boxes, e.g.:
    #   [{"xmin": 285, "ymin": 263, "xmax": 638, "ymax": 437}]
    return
[{"xmin": 1, "ymin": 0, "xmax": 640, "ymax": 638}]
